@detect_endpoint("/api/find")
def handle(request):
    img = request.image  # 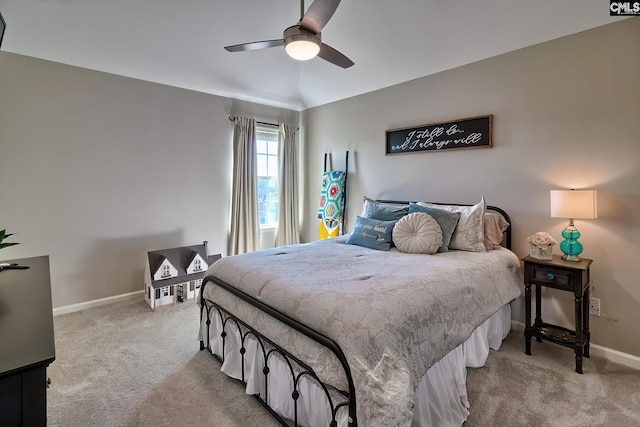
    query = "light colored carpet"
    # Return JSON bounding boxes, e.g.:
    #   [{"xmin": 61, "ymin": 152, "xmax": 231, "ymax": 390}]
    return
[
  {"xmin": 47, "ymin": 299, "xmax": 640, "ymax": 426},
  {"xmin": 48, "ymin": 300, "xmax": 279, "ymax": 427},
  {"xmin": 465, "ymin": 330, "xmax": 640, "ymax": 427}
]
